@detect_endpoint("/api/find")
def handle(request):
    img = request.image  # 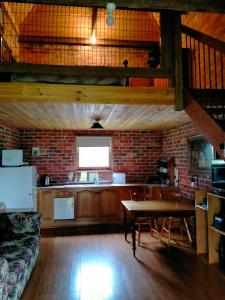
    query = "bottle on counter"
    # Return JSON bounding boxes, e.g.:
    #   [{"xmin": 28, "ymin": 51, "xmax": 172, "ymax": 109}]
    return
[
  {"xmin": 94, "ymin": 172, "xmax": 99, "ymax": 185},
  {"xmin": 45, "ymin": 175, "xmax": 50, "ymax": 186}
]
